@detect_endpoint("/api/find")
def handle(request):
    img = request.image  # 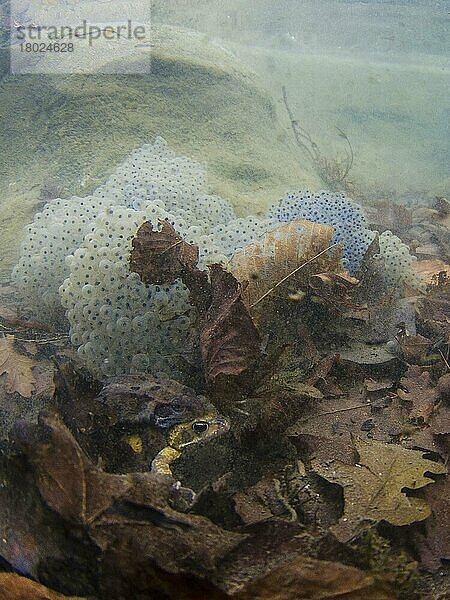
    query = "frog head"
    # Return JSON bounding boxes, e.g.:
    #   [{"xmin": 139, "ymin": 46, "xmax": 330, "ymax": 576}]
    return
[{"xmin": 168, "ymin": 412, "xmax": 230, "ymax": 450}]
